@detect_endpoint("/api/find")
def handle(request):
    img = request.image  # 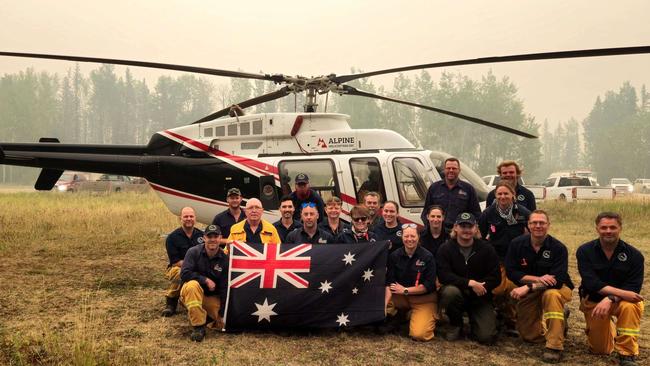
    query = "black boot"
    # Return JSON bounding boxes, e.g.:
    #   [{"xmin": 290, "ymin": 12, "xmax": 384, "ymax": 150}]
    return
[
  {"xmin": 190, "ymin": 324, "xmax": 206, "ymax": 342},
  {"xmin": 161, "ymin": 297, "xmax": 178, "ymax": 317}
]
